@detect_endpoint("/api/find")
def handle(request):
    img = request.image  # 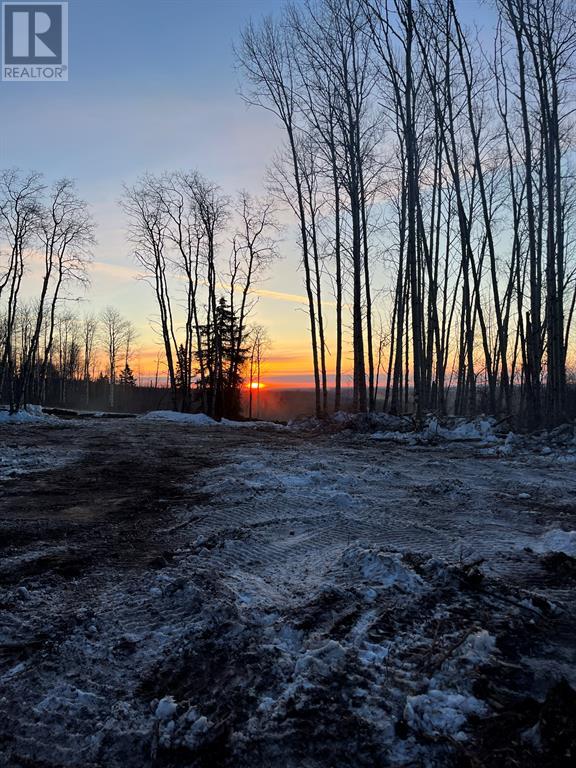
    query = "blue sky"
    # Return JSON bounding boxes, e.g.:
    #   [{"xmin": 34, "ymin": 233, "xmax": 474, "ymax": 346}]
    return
[
  {"xmin": 0, "ymin": 0, "xmax": 299, "ymax": 366},
  {"xmin": 0, "ymin": 0, "xmax": 284, "ymax": 202}
]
